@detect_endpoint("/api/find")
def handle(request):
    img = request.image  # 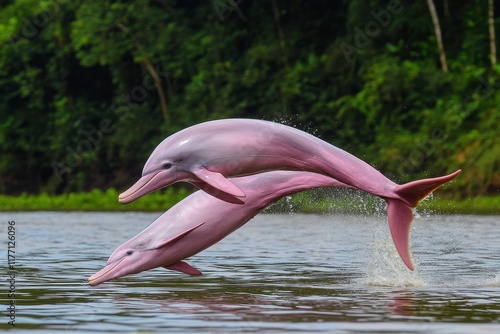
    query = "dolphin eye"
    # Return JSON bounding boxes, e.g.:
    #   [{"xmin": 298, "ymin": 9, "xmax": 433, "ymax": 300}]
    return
[
  {"xmin": 163, "ymin": 162, "xmax": 173, "ymax": 169},
  {"xmin": 126, "ymin": 250, "xmax": 134, "ymax": 256}
]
